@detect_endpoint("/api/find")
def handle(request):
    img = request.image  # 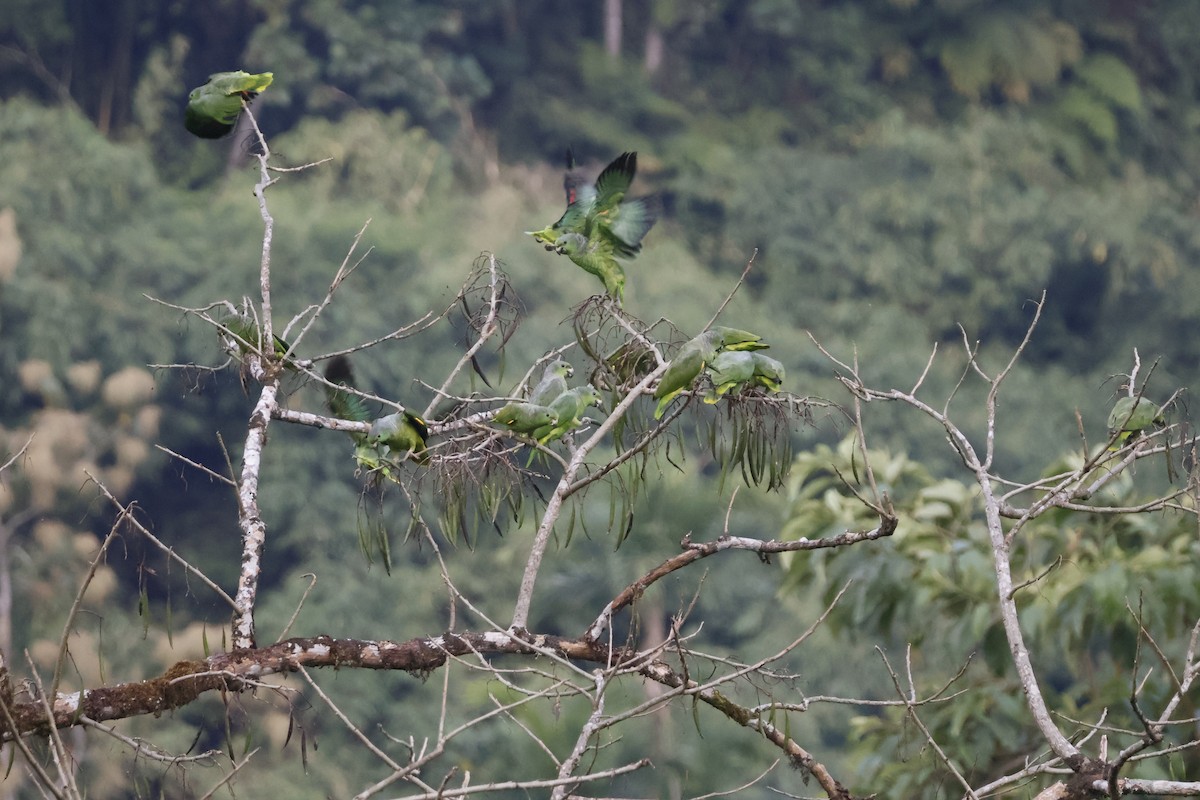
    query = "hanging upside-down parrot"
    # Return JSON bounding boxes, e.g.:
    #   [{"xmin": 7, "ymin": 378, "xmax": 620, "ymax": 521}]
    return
[
  {"xmin": 493, "ymin": 402, "xmax": 558, "ymax": 436},
  {"xmin": 528, "ymin": 360, "xmax": 574, "ymax": 406},
  {"xmin": 324, "ymin": 355, "xmax": 428, "ymax": 464},
  {"xmin": 185, "ymin": 71, "xmax": 273, "ymax": 139},
  {"xmin": 1107, "ymin": 395, "xmax": 1164, "ymax": 448},
  {"xmin": 369, "ymin": 411, "xmax": 430, "ymax": 464},
  {"xmin": 534, "ymin": 385, "xmax": 604, "ymax": 444},
  {"xmin": 526, "ymin": 151, "xmax": 658, "ymax": 304}
]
